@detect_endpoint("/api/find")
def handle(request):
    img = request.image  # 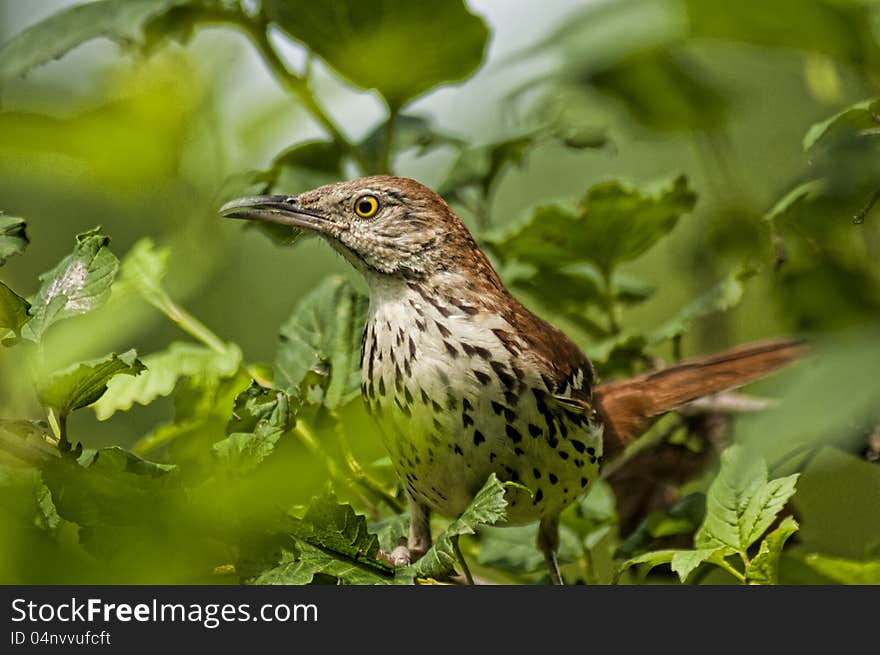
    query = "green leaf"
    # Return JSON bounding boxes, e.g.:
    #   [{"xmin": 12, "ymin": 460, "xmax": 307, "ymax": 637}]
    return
[
  {"xmin": 590, "ymin": 48, "xmax": 727, "ymax": 132},
  {"xmin": 0, "ymin": 214, "xmax": 29, "ymax": 265},
  {"xmin": 684, "ymin": 0, "xmax": 880, "ymax": 68},
  {"xmin": 290, "ymin": 489, "xmax": 386, "ymax": 565},
  {"xmin": 408, "ymin": 474, "xmax": 507, "ymax": 580},
  {"xmin": 746, "ymin": 516, "xmax": 799, "ymax": 585},
  {"xmin": 263, "ymin": 0, "xmax": 489, "ymax": 109},
  {"xmin": 38, "ymin": 350, "xmax": 146, "ymax": 417},
  {"xmin": 490, "ymin": 176, "xmax": 696, "ymax": 275},
  {"xmin": 254, "ymin": 489, "xmax": 395, "ymax": 585},
  {"xmin": 21, "ymin": 227, "xmax": 119, "ymax": 343},
  {"xmin": 360, "ymin": 114, "xmax": 461, "ymax": 171},
  {"xmin": 0, "ymin": 0, "xmax": 191, "ymax": 85},
  {"xmin": 477, "ymin": 524, "xmax": 582, "ymax": 575},
  {"xmin": 650, "ymin": 268, "xmax": 753, "ymax": 343},
  {"xmin": 254, "ymin": 541, "xmax": 396, "ymax": 585},
  {"xmin": 275, "ymin": 276, "xmax": 369, "ymax": 409},
  {"xmin": 41, "ymin": 445, "xmax": 177, "ymax": 529},
  {"xmin": 617, "ymin": 493, "xmax": 706, "ymax": 558},
  {"xmin": 93, "ymin": 341, "xmax": 242, "ymax": 420},
  {"xmin": 118, "ymin": 237, "xmax": 169, "ymax": 294},
  {"xmin": 695, "ymin": 445, "xmax": 799, "ymax": 554},
  {"xmin": 0, "ymin": 281, "xmax": 30, "ymax": 337},
  {"xmin": 792, "ymin": 447, "xmax": 880, "ymax": 560},
  {"xmin": 618, "ymin": 547, "xmax": 728, "ymax": 583},
  {"xmin": 670, "ymin": 548, "xmax": 728, "ymax": 582},
  {"xmin": 801, "ymin": 553, "xmax": 880, "ymax": 585},
  {"xmin": 803, "ymin": 98, "xmax": 880, "ymax": 152},
  {"xmin": 213, "ymin": 384, "xmax": 295, "ymax": 472}
]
